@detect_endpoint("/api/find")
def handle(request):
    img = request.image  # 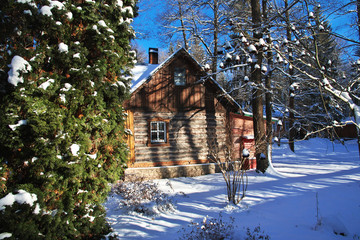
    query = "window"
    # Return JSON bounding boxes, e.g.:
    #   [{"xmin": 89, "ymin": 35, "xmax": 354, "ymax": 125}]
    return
[
  {"xmin": 148, "ymin": 118, "xmax": 170, "ymax": 146},
  {"xmin": 174, "ymin": 67, "xmax": 186, "ymax": 86},
  {"xmin": 150, "ymin": 121, "xmax": 166, "ymax": 143}
]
